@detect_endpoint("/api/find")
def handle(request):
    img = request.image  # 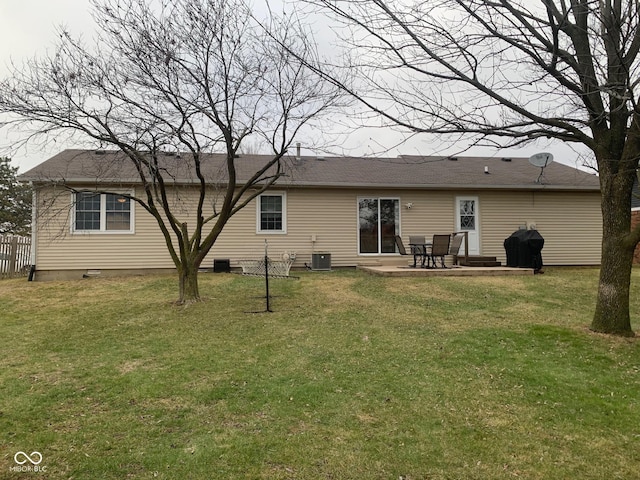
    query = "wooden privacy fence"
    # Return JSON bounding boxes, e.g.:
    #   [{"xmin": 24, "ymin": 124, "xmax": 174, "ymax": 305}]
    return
[{"xmin": 0, "ymin": 235, "xmax": 32, "ymax": 279}]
